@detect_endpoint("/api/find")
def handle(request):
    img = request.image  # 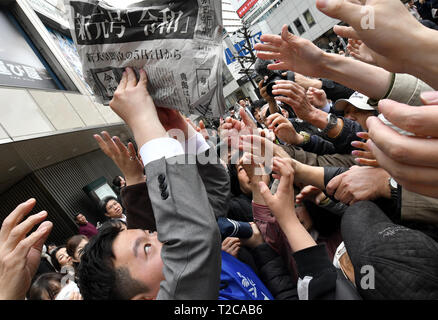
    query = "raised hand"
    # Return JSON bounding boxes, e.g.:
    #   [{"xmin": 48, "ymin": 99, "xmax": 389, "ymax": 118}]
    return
[
  {"xmin": 326, "ymin": 166, "xmax": 391, "ymax": 205},
  {"xmin": 254, "ymin": 24, "xmax": 326, "ymax": 78},
  {"xmin": 271, "ymin": 80, "xmax": 318, "ymax": 122},
  {"xmin": 306, "ymin": 87, "xmax": 328, "ymax": 109},
  {"xmin": 221, "ymin": 237, "xmax": 241, "ymax": 258},
  {"xmin": 94, "ymin": 131, "xmax": 145, "ymax": 186},
  {"xmin": 240, "ymin": 223, "xmax": 264, "ymax": 249},
  {"xmin": 265, "ymin": 113, "xmax": 304, "ymax": 145},
  {"xmin": 296, "ymin": 186, "xmax": 327, "ymax": 205},
  {"xmin": 347, "ymin": 39, "xmax": 378, "ymax": 66},
  {"xmin": 351, "ymin": 132, "xmax": 379, "ymax": 167},
  {"xmin": 109, "ymin": 67, "xmax": 166, "ymax": 148},
  {"xmin": 0, "ymin": 199, "xmax": 53, "ymax": 300},
  {"xmin": 319, "ymin": 0, "xmax": 438, "ymax": 89},
  {"xmin": 258, "ymin": 157, "xmax": 316, "ymax": 252},
  {"xmin": 258, "ymin": 157, "xmax": 296, "ymax": 226}
]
